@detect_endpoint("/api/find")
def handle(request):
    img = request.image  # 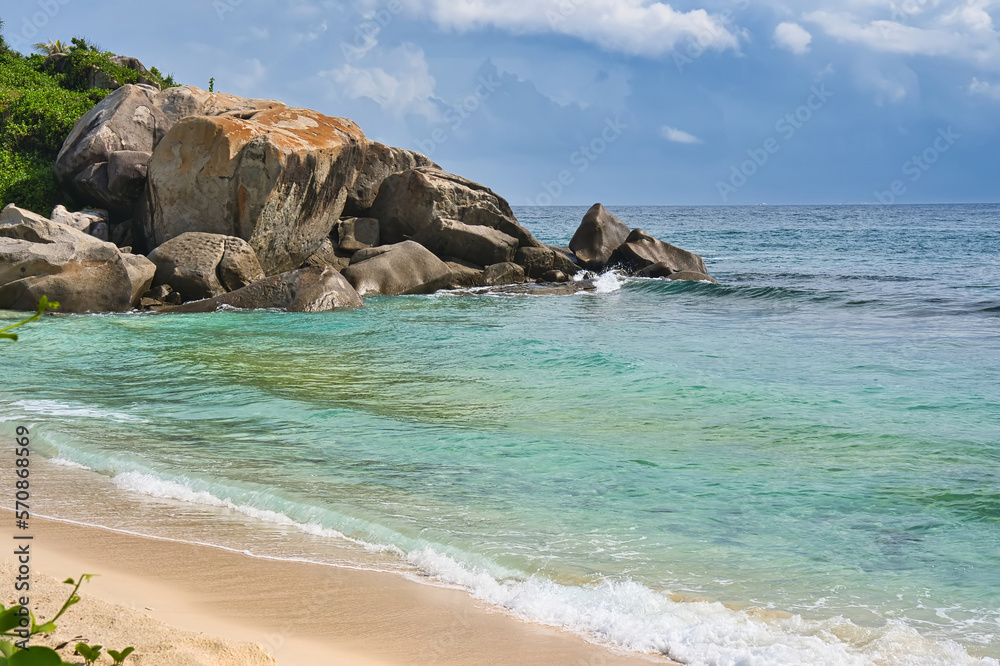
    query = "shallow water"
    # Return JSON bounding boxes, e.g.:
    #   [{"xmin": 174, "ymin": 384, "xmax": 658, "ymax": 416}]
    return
[{"xmin": 2, "ymin": 204, "xmax": 998, "ymax": 665}]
